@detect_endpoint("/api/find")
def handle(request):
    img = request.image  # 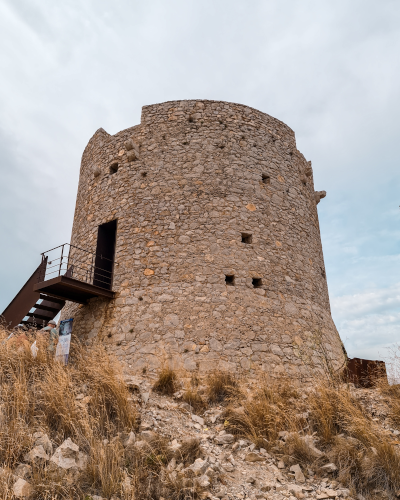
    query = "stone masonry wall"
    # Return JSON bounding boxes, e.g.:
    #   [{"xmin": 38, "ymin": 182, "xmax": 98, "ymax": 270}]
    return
[{"xmin": 61, "ymin": 99, "xmax": 345, "ymax": 378}]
